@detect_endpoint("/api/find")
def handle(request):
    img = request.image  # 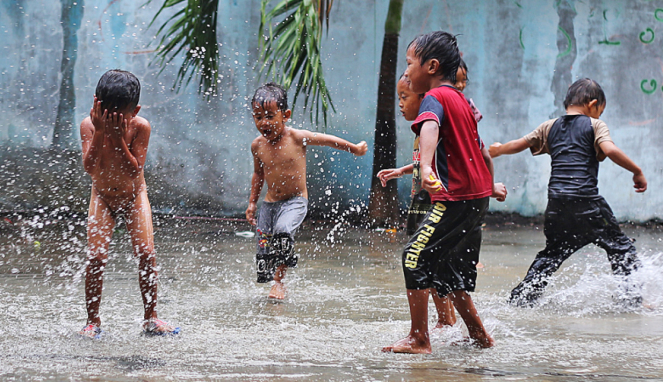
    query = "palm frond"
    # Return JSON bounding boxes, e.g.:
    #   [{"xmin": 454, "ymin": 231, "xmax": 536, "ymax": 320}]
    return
[
  {"xmin": 259, "ymin": 0, "xmax": 335, "ymax": 127},
  {"xmin": 146, "ymin": 0, "xmax": 220, "ymax": 98}
]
